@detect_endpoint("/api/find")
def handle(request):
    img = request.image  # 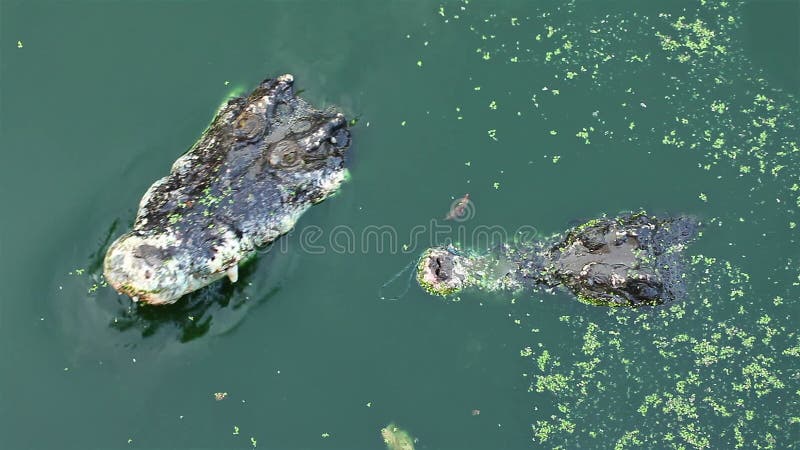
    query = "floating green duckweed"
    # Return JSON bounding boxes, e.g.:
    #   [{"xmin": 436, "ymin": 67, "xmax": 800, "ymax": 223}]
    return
[
  {"xmin": 521, "ymin": 254, "xmax": 798, "ymax": 448},
  {"xmin": 432, "ymin": 0, "xmax": 799, "ymax": 447}
]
